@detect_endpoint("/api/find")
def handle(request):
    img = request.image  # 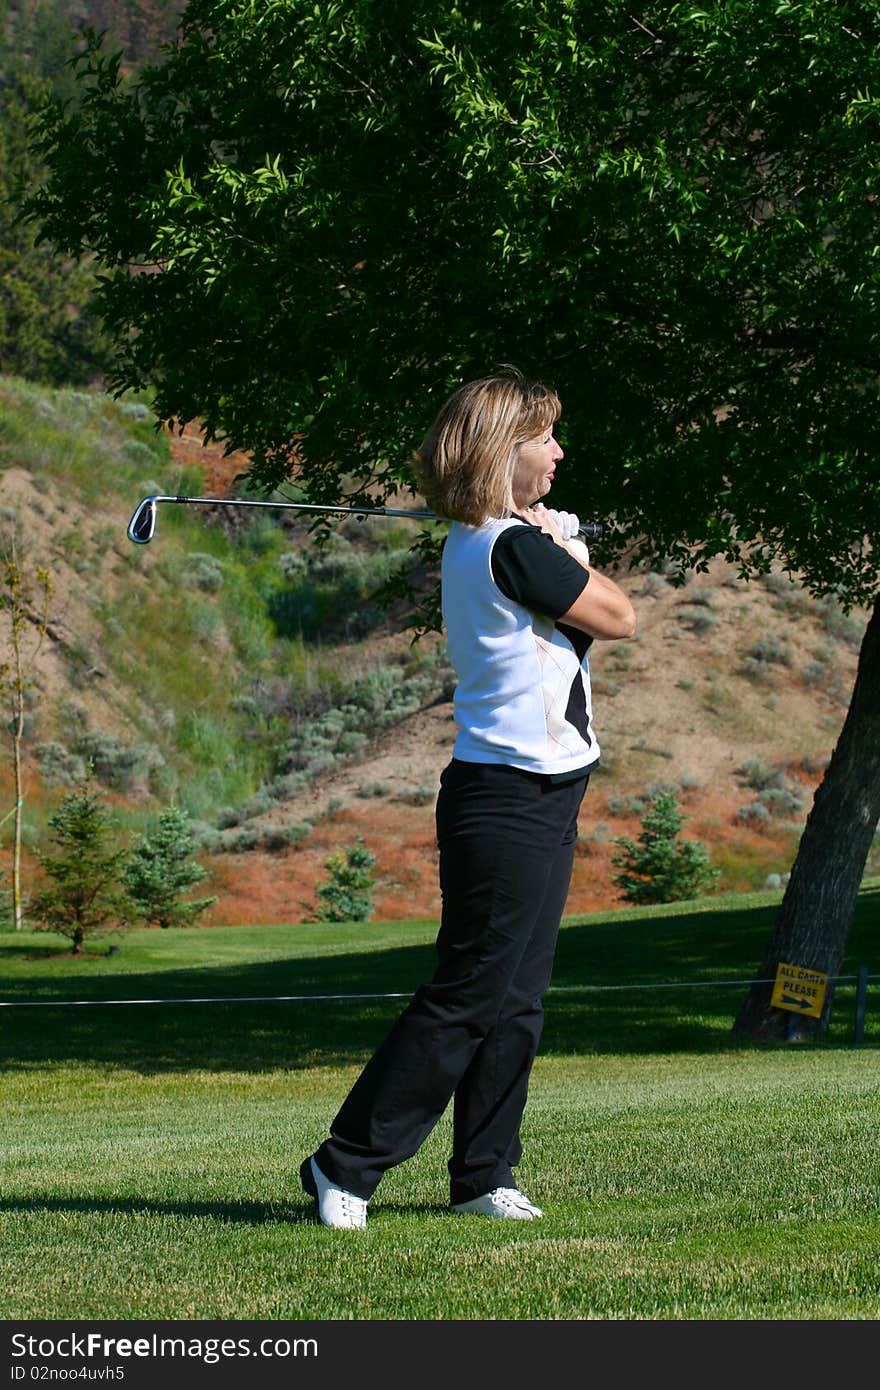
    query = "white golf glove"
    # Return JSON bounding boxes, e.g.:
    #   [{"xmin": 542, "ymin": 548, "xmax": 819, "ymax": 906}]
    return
[
  {"xmin": 544, "ymin": 508, "xmax": 590, "ymax": 564},
  {"xmin": 545, "ymin": 508, "xmax": 581, "ymax": 541}
]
